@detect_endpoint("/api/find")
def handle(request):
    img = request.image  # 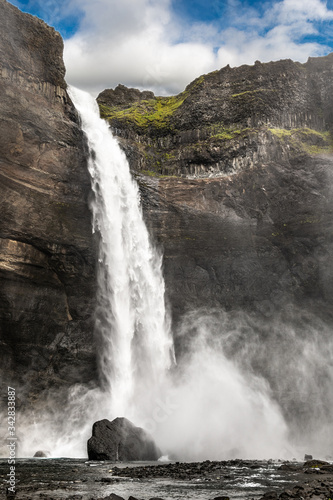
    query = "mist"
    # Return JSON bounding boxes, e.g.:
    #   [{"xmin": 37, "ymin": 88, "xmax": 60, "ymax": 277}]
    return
[
  {"xmin": 147, "ymin": 307, "xmax": 333, "ymax": 461},
  {"xmin": 2, "ymin": 304, "xmax": 333, "ymax": 461},
  {"xmin": 145, "ymin": 312, "xmax": 290, "ymax": 461}
]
